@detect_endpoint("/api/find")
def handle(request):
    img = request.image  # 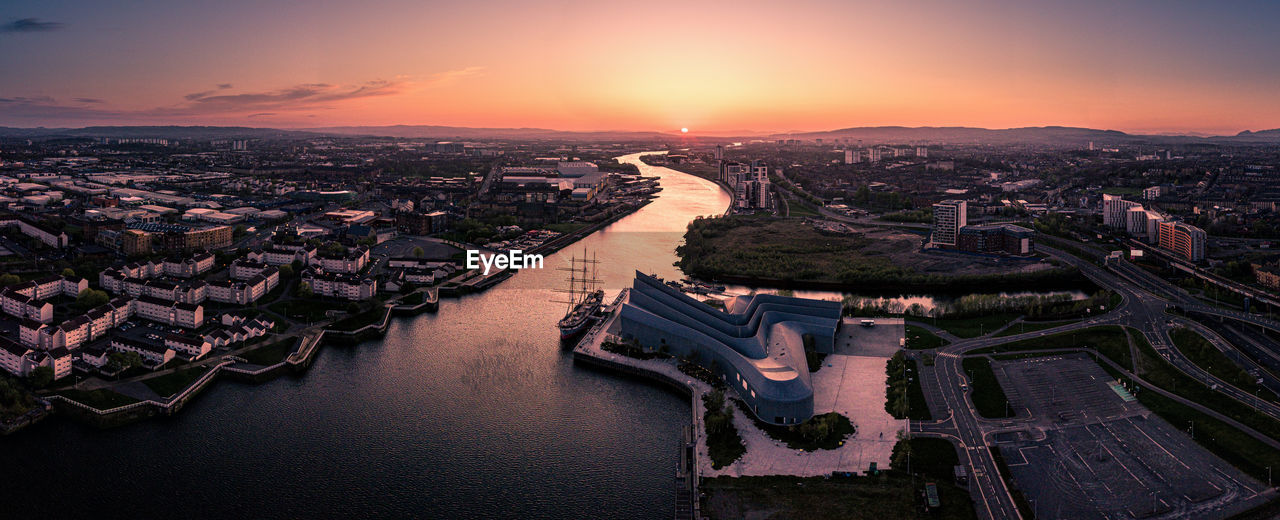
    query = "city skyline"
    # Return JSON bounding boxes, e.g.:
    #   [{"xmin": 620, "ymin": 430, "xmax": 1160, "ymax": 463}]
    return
[{"xmin": 3, "ymin": 0, "xmax": 1280, "ymax": 134}]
